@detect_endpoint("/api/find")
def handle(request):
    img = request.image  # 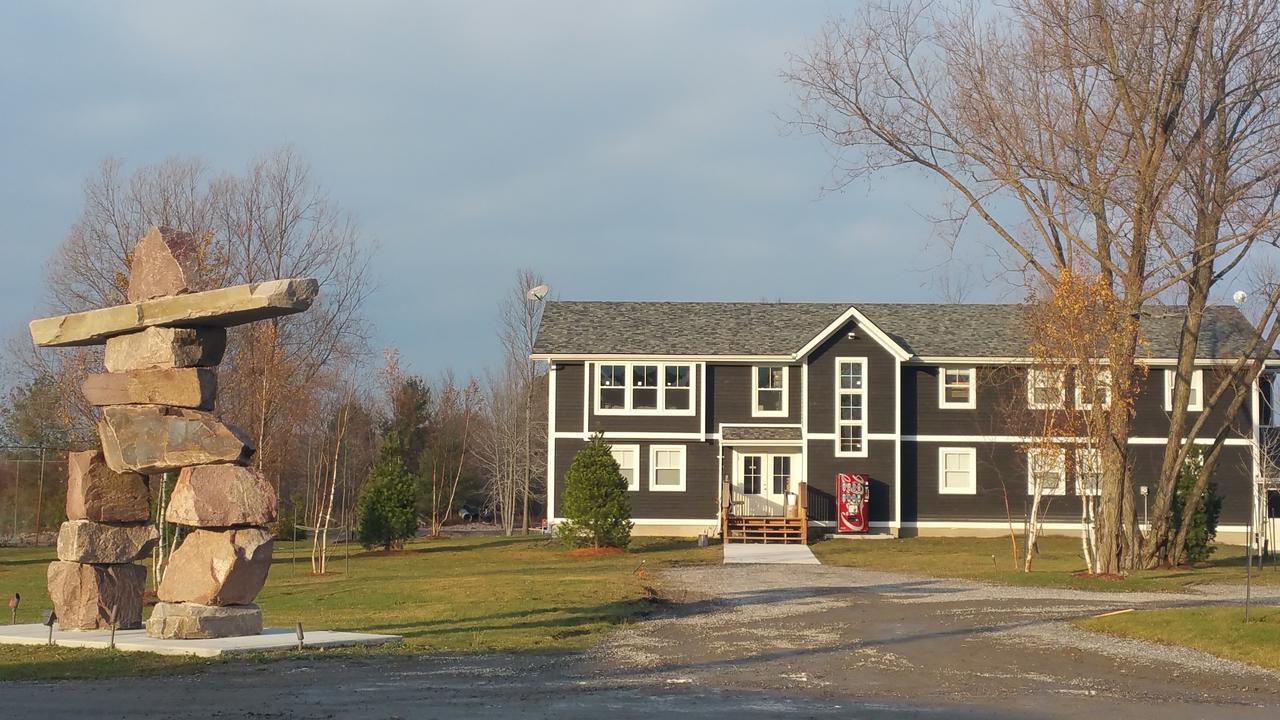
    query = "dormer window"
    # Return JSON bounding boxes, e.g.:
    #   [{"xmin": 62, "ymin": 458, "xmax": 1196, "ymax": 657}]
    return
[
  {"xmin": 938, "ymin": 367, "xmax": 976, "ymax": 409},
  {"xmin": 753, "ymin": 365, "xmax": 788, "ymax": 417},
  {"xmin": 595, "ymin": 362, "xmax": 696, "ymax": 415}
]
